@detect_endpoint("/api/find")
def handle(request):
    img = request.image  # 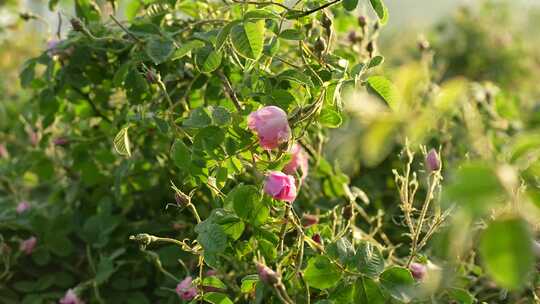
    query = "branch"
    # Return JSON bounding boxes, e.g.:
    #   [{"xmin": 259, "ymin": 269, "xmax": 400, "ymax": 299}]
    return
[
  {"xmin": 218, "ymin": 71, "xmax": 243, "ymax": 112},
  {"xmin": 71, "ymin": 86, "xmax": 112, "ymax": 123},
  {"xmin": 299, "ymin": 0, "xmax": 342, "ymax": 17},
  {"xmin": 231, "ymin": 0, "xmax": 290, "ymax": 10}
]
